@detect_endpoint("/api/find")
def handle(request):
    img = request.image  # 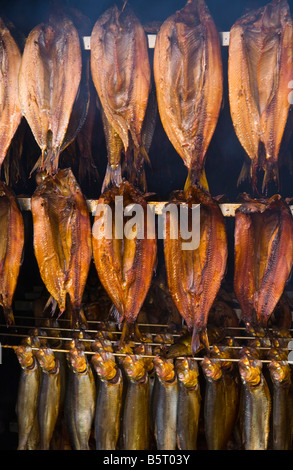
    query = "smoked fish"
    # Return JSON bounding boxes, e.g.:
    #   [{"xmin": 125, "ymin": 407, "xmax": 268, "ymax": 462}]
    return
[
  {"xmin": 176, "ymin": 357, "xmax": 201, "ymax": 450},
  {"xmin": 268, "ymin": 359, "xmax": 293, "ymax": 450},
  {"xmin": 15, "ymin": 345, "xmax": 41, "ymax": 450},
  {"xmin": 18, "ymin": 15, "xmax": 82, "ymax": 174},
  {"xmin": 201, "ymin": 348, "xmax": 239, "ymax": 450},
  {"xmin": 121, "ymin": 354, "xmax": 150, "ymax": 450},
  {"xmin": 228, "ymin": 0, "xmax": 293, "ymax": 191},
  {"xmin": 0, "ymin": 18, "xmax": 22, "ymax": 170},
  {"xmin": 31, "ymin": 168, "xmax": 92, "ymax": 327},
  {"xmin": 92, "ymin": 180, "xmax": 157, "ymax": 340},
  {"xmin": 238, "ymin": 355, "xmax": 271, "ymax": 450},
  {"xmin": 0, "ymin": 182, "xmax": 24, "ymax": 326},
  {"xmin": 164, "ymin": 186, "xmax": 227, "ymax": 354},
  {"xmin": 92, "ymin": 351, "xmax": 123, "ymax": 450},
  {"xmin": 35, "ymin": 347, "xmax": 61, "ymax": 450},
  {"xmin": 65, "ymin": 346, "xmax": 96, "ymax": 450},
  {"xmin": 91, "ymin": 4, "xmax": 151, "ymax": 190},
  {"xmin": 153, "ymin": 0, "xmax": 223, "ymax": 189},
  {"xmin": 152, "ymin": 357, "xmax": 178, "ymax": 450},
  {"xmin": 234, "ymin": 195, "xmax": 293, "ymax": 332}
]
